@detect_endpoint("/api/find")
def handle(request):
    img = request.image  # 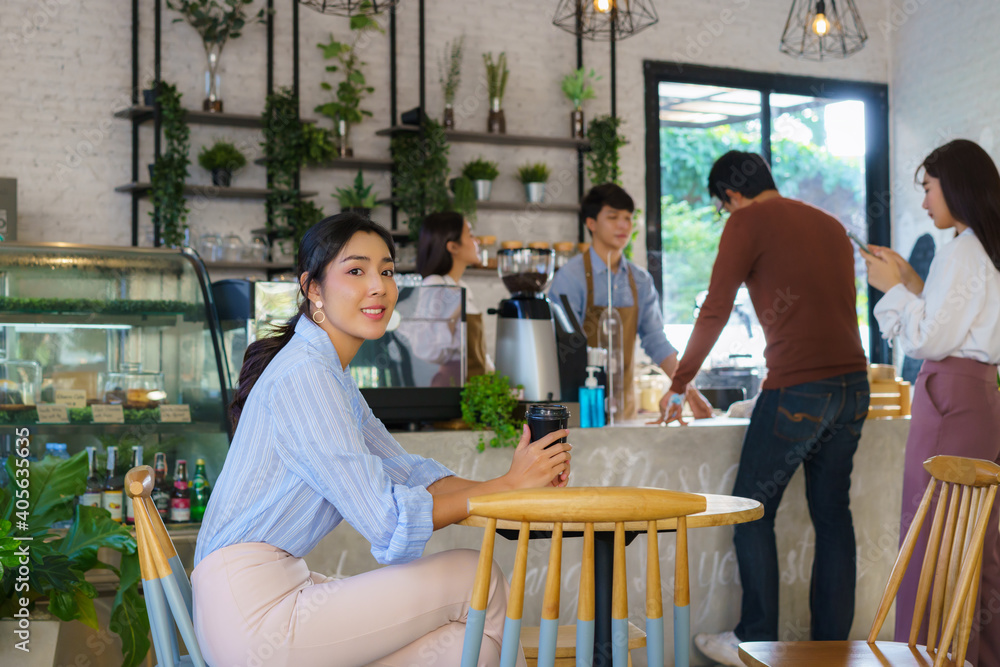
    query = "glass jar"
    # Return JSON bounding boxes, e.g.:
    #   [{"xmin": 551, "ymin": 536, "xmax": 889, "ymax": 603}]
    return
[
  {"xmin": 244, "ymin": 237, "xmax": 269, "ymax": 263},
  {"xmin": 222, "ymin": 234, "xmax": 245, "ymax": 263},
  {"xmin": 528, "ymin": 241, "xmax": 551, "ymax": 251},
  {"xmin": 198, "ymin": 233, "xmax": 223, "ymax": 262},
  {"xmin": 553, "ymin": 242, "xmax": 576, "ymax": 269},
  {"xmin": 477, "ymin": 235, "xmax": 497, "ymax": 268},
  {"xmin": 100, "ymin": 362, "xmax": 166, "ymax": 409},
  {"xmin": 500, "ymin": 240, "xmax": 524, "ymax": 251},
  {"xmin": 0, "ymin": 356, "xmax": 43, "ymax": 407},
  {"xmin": 577, "ymin": 242, "xmax": 591, "ymax": 256}
]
